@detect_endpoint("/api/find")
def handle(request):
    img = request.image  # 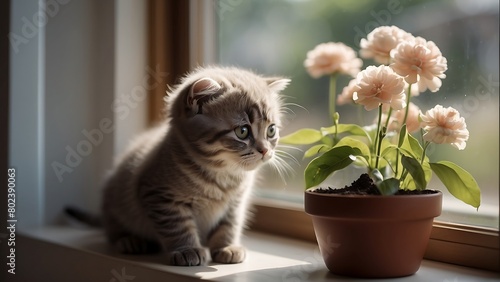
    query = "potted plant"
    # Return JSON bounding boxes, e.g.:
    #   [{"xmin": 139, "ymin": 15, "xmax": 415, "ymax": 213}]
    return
[{"xmin": 280, "ymin": 26, "xmax": 481, "ymax": 278}]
